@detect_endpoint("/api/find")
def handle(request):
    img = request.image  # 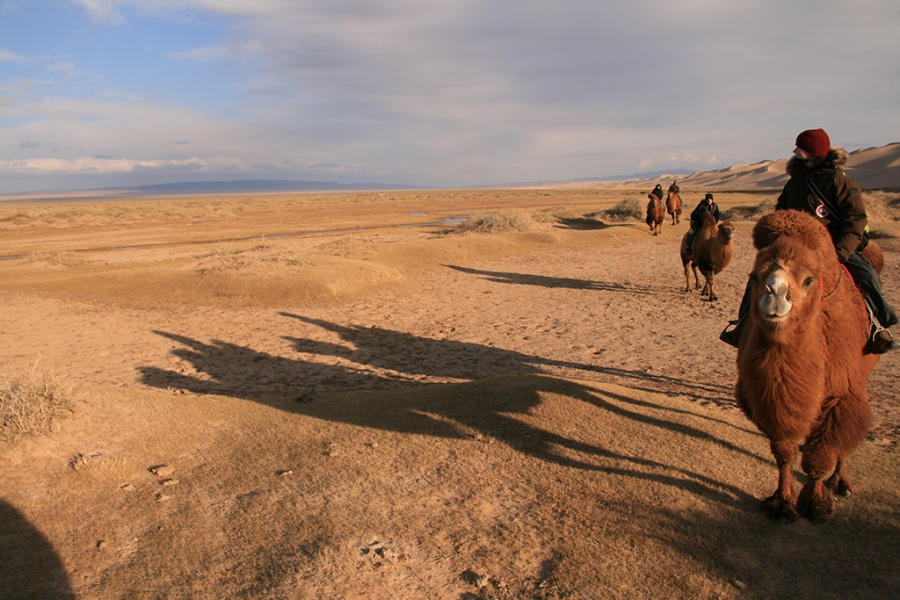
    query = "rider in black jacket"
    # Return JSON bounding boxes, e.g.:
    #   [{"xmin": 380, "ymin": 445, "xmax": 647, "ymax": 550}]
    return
[
  {"xmin": 720, "ymin": 129, "xmax": 898, "ymax": 353},
  {"xmin": 684, "ymin": 193, "xmax": 720, "ymax": 256}
]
